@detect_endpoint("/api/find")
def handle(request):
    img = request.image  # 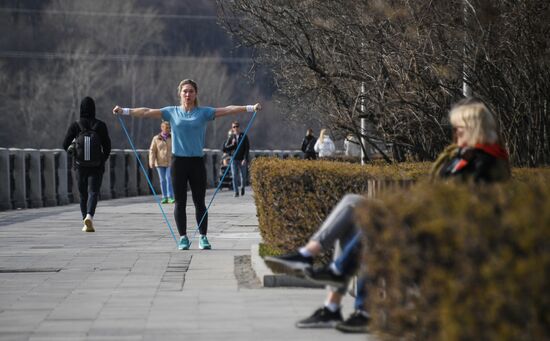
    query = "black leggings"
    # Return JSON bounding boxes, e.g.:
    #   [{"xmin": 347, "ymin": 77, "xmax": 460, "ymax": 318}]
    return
[
  {"xmin": 77, "ymin": 167, "xmax": 104, "ymax": 219},
  {"xmin": 172, "ymin": 156, "xmax": 207, "ymax": 236}
]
